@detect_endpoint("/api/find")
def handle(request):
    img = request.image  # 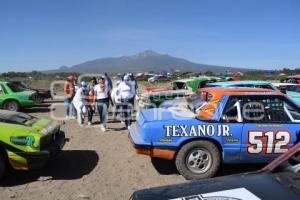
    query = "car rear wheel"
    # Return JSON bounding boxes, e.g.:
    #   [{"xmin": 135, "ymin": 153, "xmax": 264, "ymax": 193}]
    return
[
  {"xmin": 3, "ymin": 100, "xmax": 20, "ymax": 112},
  {"xmin": 0, "ymin": 151, "xmax": 6, "ymax": 179},
  {"xmin": 175, "ymin": 140, "xmax": 221, "ymax": 180}
]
